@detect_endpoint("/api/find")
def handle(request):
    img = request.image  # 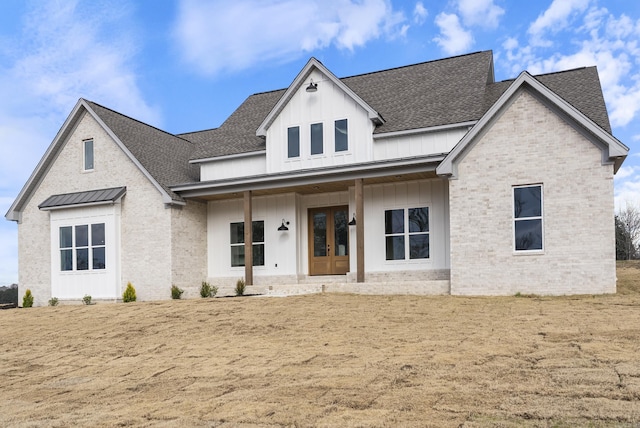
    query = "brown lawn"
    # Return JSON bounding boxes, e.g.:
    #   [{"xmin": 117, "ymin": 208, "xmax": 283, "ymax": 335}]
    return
[{"xmin": 1, "ymin": 264, "xmax": 640, "ymax": 427}]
